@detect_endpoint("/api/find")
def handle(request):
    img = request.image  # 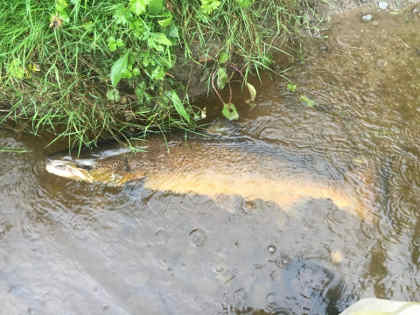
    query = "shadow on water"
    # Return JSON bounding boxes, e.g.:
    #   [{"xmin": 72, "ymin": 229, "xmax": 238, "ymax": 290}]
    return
[{"xmin": 1, "ymin": 4, "xmax": 420, "ymax": 315}]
